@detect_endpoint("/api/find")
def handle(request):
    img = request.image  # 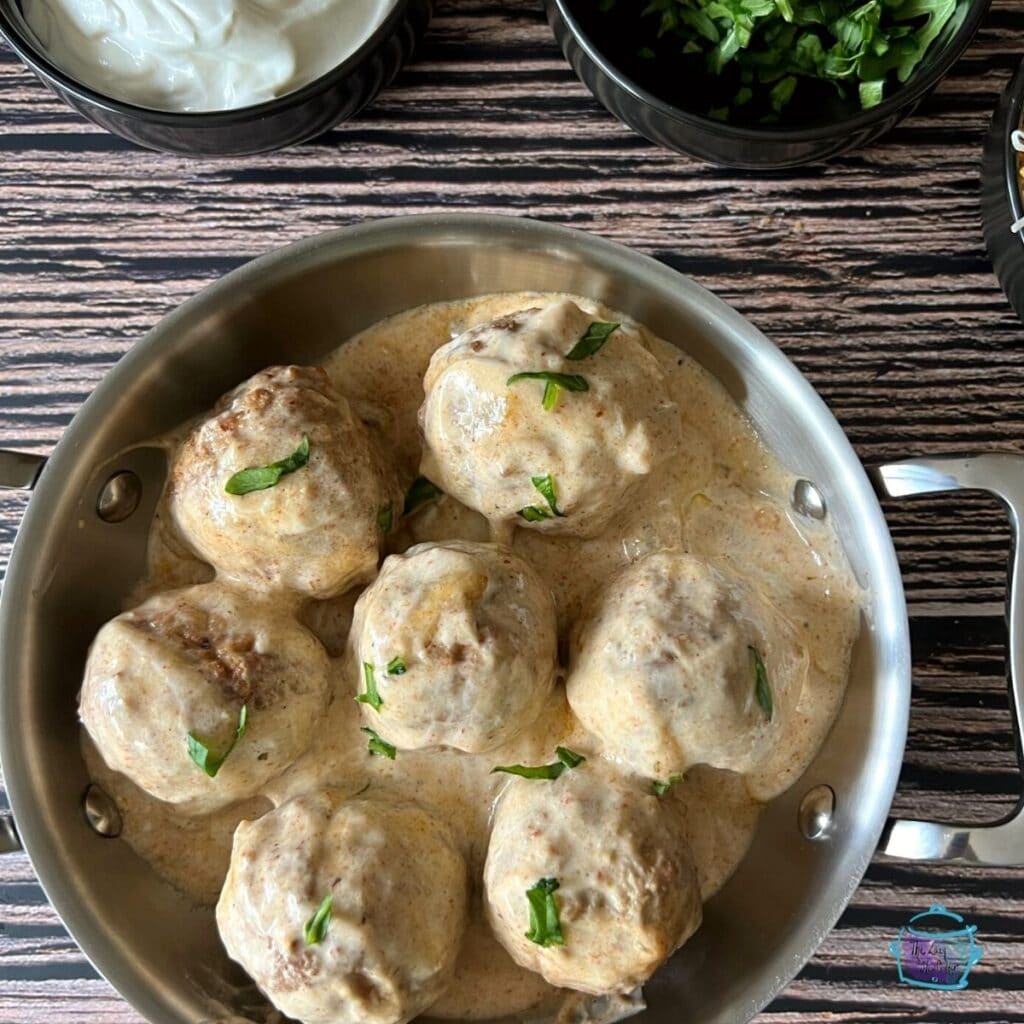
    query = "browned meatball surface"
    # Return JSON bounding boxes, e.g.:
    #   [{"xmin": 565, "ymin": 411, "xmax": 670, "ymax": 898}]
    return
[
  {"xmin": 170, "ymin": 365, "xmax": 398, "ymax": 599},
  {"xmin": 80, "ymin": 582, "xmax": 331, "ymax": 814},
  {"xmin": 484, "ymin": 764, "xmax": 701, "ymax": 995},
  {"xmin": 217, "ymin": 790, "xmax": 469, "ymax": 1024}
]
